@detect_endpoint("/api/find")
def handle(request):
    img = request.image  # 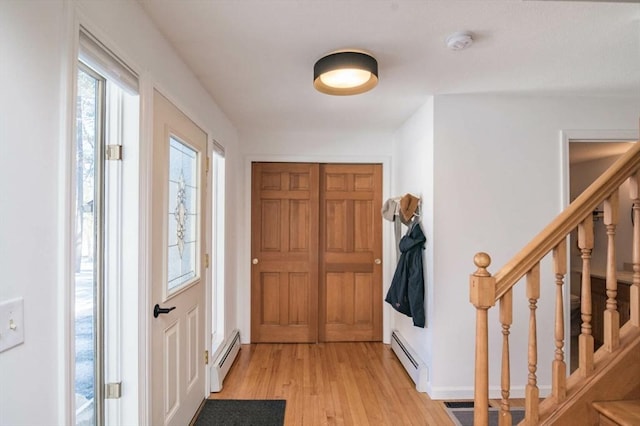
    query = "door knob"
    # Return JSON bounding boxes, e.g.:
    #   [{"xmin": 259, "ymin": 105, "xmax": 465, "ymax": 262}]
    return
[
  {"xmin": 252, "ymin": 258, "xmax": 259, "ymax": 265},
  {"xmin": 374, "ymin": 258, "xmax": 382, "ymax": 265},
  {"xmin": 153, "ymin": 304, "xmax": 176, "ymax": 318}
]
